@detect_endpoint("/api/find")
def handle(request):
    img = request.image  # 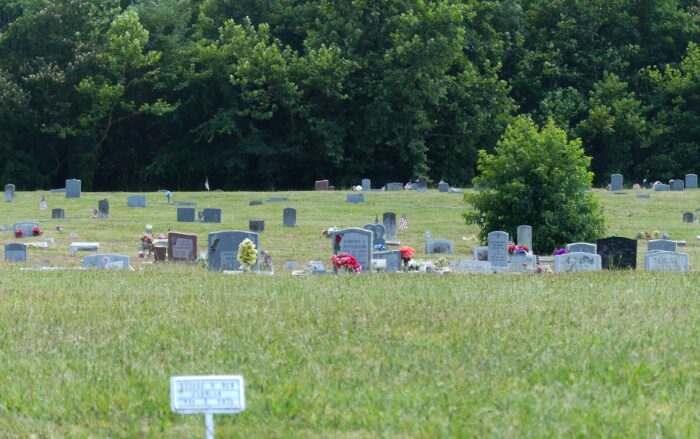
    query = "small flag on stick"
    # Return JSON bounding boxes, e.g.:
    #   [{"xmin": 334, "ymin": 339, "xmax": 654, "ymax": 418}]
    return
[
  {"xmin": 204, "ymin": 177, "xmax": 210, "ymax": 191},
  {"xmin": 397, "ymin": 214, "xmax": 408, "ymax": 231},
  {"xmin": 39, "ymin": 196, "xmax": 47, "ymax": 211}
]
